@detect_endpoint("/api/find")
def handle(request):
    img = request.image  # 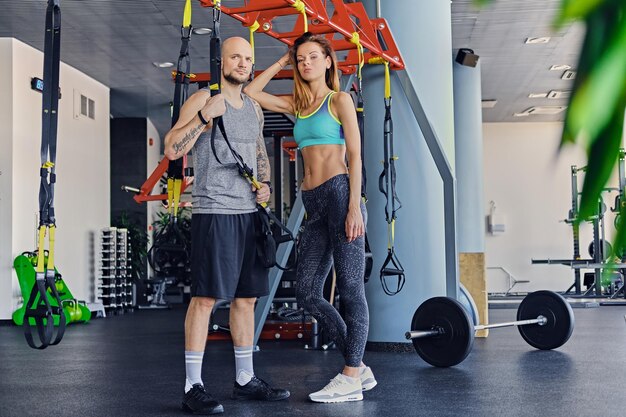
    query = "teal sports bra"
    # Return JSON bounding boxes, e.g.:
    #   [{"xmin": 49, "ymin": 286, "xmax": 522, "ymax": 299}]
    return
[{"xmin": 293, "ymin": 91, "xmax": 345, "ymax": 149}]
